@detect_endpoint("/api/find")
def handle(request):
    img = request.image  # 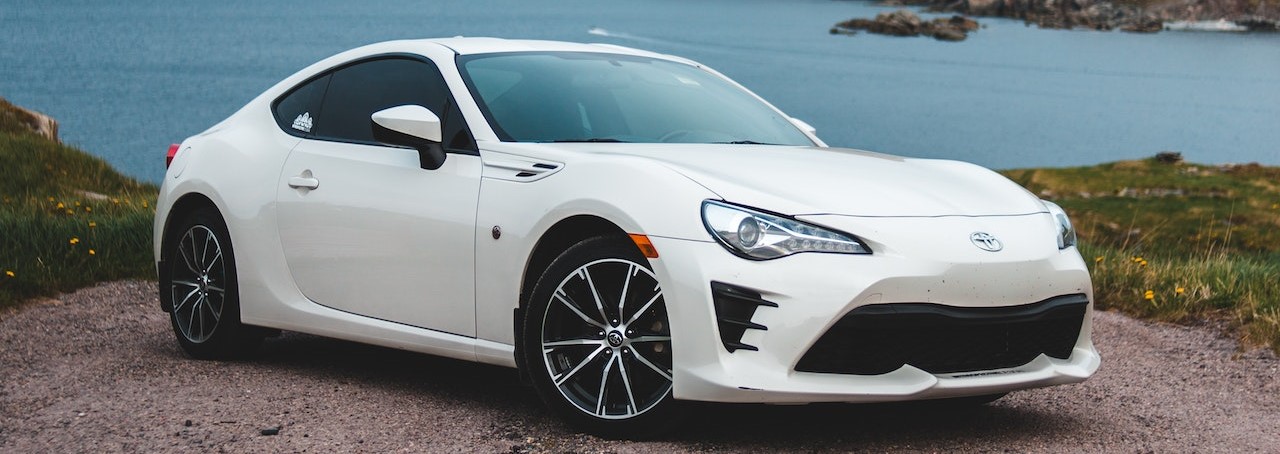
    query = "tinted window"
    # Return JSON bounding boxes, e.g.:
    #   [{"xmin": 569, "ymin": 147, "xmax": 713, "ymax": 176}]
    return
[
  {"xmin": 314, "ymin": 57, "xmax": 475, "ymax": 151},
  {"xmin": 272, "ymin": 74, "xmax": 329, "ymax": 136}
]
